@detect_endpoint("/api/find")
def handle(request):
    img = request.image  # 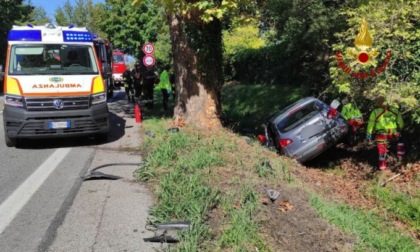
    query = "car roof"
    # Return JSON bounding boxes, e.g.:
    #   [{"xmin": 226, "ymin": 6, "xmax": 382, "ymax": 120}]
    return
[{"xmin": 268, "ymin": 97, "xmax": 320, "ymax": 124}]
